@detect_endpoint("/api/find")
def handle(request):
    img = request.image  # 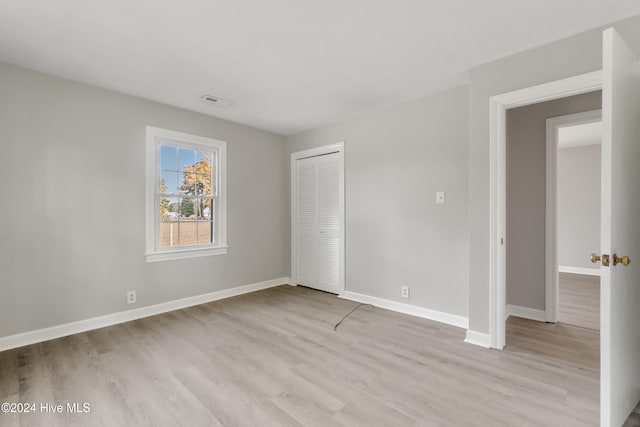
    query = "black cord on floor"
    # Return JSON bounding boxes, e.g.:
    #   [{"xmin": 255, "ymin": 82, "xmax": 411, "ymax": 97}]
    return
[{"xmin": 334, "ymin": 303, "xmax": 370, "ymax": 331}]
